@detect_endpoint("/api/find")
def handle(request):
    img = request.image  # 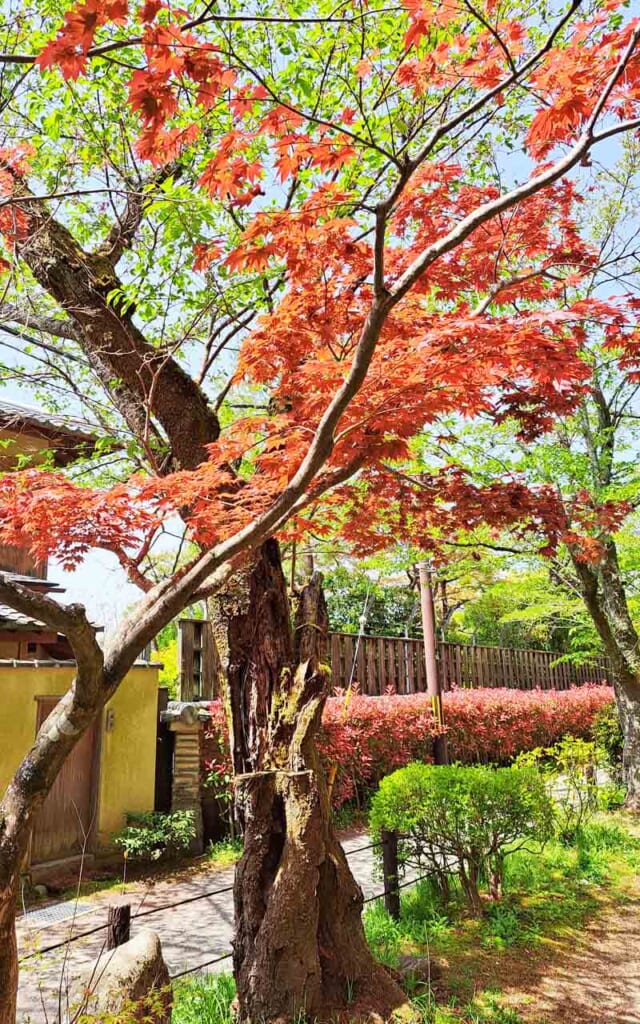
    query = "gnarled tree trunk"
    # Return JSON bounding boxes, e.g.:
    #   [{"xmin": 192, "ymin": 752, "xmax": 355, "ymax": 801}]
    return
[
  {"xmin": 212, "ymin": 540, "xmax": 408, "ymax": 1023},
  {"xmin": 572, "ymin": 540, "xmax": 640, "ymax": 808}
]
